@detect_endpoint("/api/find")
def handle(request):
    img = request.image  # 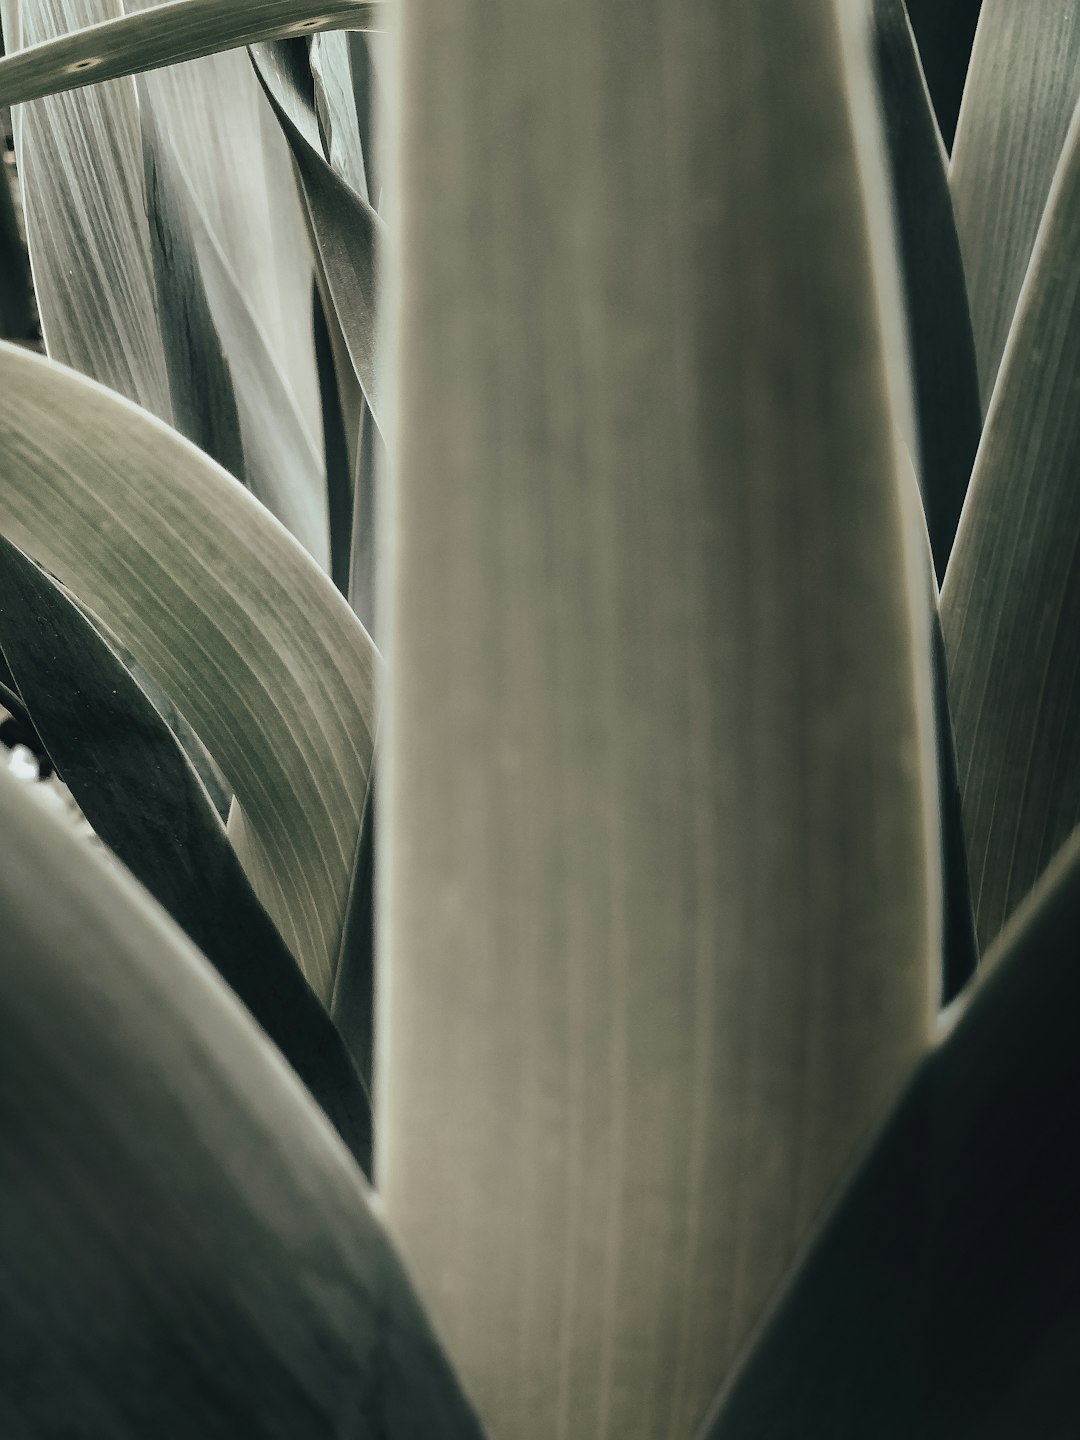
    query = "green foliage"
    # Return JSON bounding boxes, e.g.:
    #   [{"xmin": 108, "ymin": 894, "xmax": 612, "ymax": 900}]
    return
[{"xmin": 0, "ymin": 0, "xmax": 1078, "ymax": 1433}]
